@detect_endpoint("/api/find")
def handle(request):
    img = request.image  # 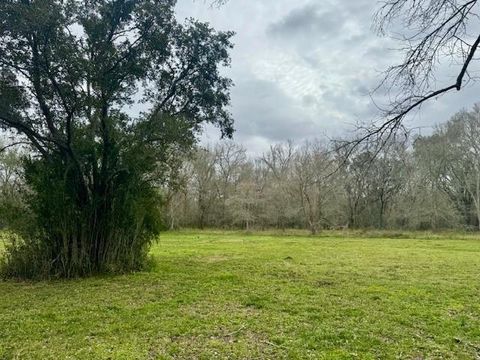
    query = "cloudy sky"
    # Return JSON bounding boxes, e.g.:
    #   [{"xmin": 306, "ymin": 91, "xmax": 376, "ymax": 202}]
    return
[{"xmin": 175, "ymin": 0, "xmax": 480, "ymax": 154}]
